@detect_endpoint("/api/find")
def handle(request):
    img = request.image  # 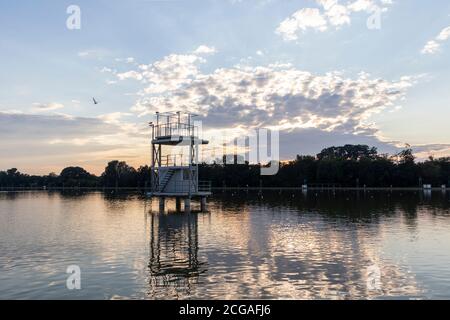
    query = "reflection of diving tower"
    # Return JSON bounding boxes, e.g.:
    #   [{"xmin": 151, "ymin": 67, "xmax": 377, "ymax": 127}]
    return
[
  {"xmin": 147, "ymin": 212, "xmax": 206, "ymax": 298},
  {"xmin": 149, "ymin": 112, "xmax": 211, "ymax": 212}
]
